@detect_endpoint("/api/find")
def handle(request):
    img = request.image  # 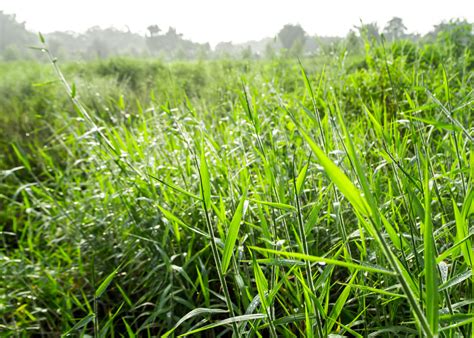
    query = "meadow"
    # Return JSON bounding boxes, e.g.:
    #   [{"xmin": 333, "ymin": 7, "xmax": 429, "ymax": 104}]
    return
[{"xmin": 0, "ymin": 35, "xmax": 473, "ymax": 337}]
